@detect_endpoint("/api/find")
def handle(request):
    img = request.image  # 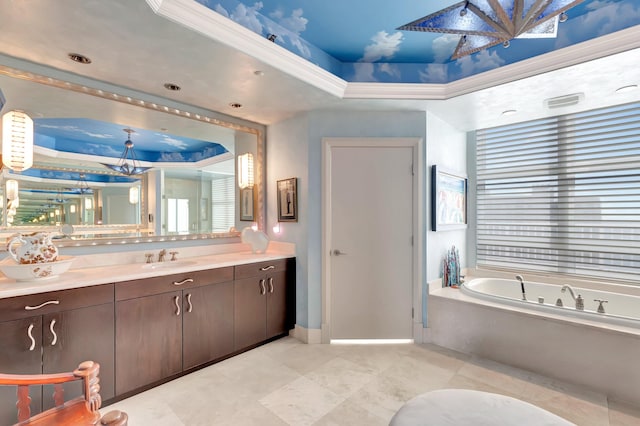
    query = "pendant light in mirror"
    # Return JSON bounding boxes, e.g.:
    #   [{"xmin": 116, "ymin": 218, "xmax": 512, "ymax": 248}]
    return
[{"xmin": 102, "ymin": 128, "xmax": 151, "ymax": 176}]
